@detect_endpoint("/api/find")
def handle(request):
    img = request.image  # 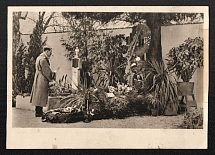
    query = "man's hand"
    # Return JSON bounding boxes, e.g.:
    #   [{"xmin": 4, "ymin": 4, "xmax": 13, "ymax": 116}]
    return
[
  {"xmin": 49, "ymin": 81, "xmax": 56, "ymax": 87},
  {"xmin": 53, "ymin": 67, "xmax": 60, "ymax": 73},
  {"xmin": 52, "ymin": 72, "xmax": 56, "ymax": 81}
]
